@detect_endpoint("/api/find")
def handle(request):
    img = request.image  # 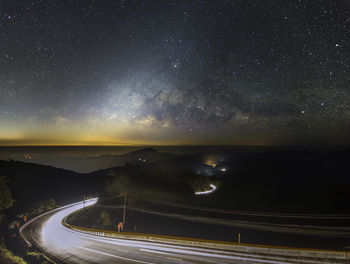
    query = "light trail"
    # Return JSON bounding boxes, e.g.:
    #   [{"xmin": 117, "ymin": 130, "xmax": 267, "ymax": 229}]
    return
[
  {"xmin": 195, "ymin": 184, "xmax": 217, "ymax": 195},
  {"xmin": 77, "ymin": 246, "xmax": 156, "ymax": 264},
  {"xmin": 41, "ymin": 198, "xmax": 98, "ymax": 250},
  {"xmin": 20, "ymin": 199, "xmax": 349, "ymax": 263}
]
